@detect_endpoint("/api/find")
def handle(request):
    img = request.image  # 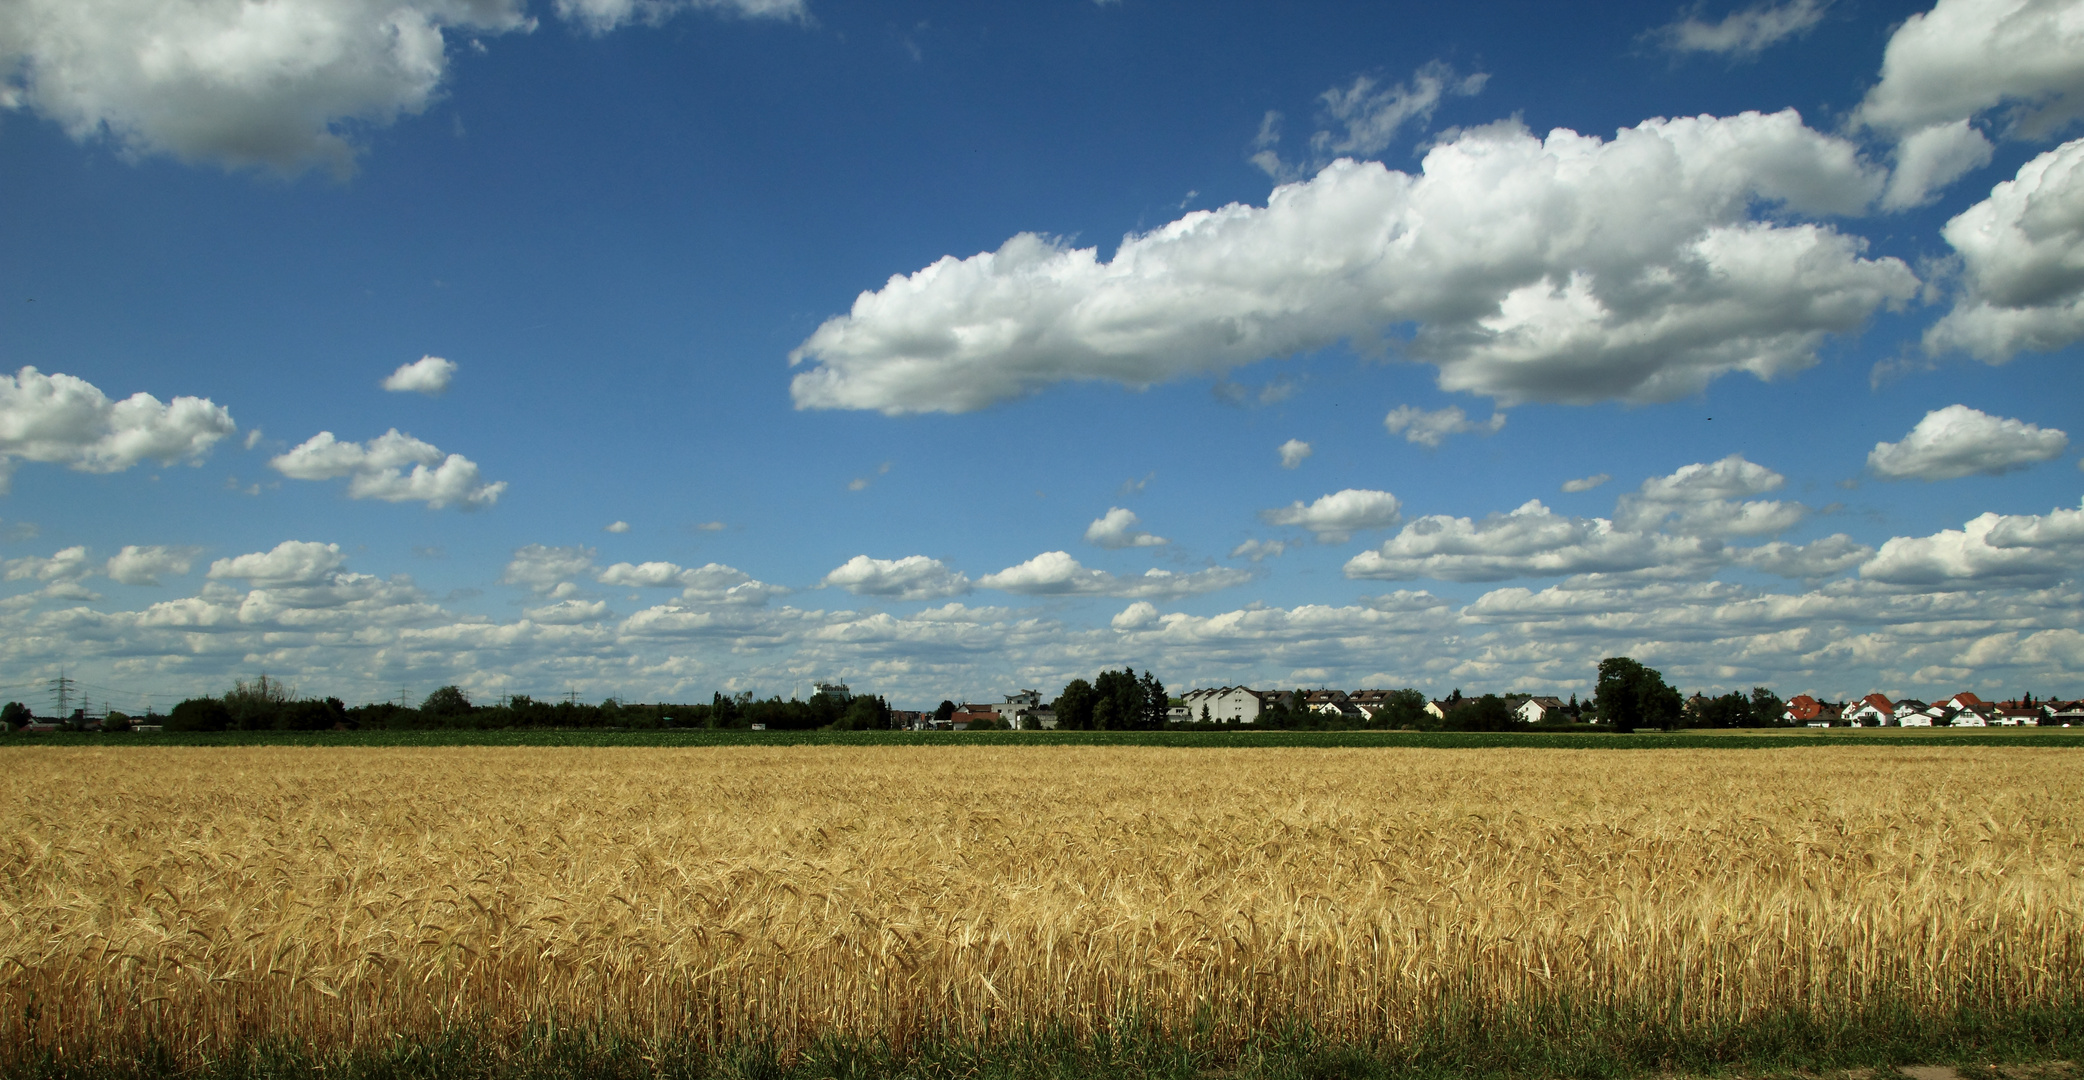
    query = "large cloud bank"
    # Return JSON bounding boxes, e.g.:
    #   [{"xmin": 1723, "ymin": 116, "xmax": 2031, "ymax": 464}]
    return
[{"xmin": 791, "ymin": 110, "xmax": 1915, "ymax": 414}]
